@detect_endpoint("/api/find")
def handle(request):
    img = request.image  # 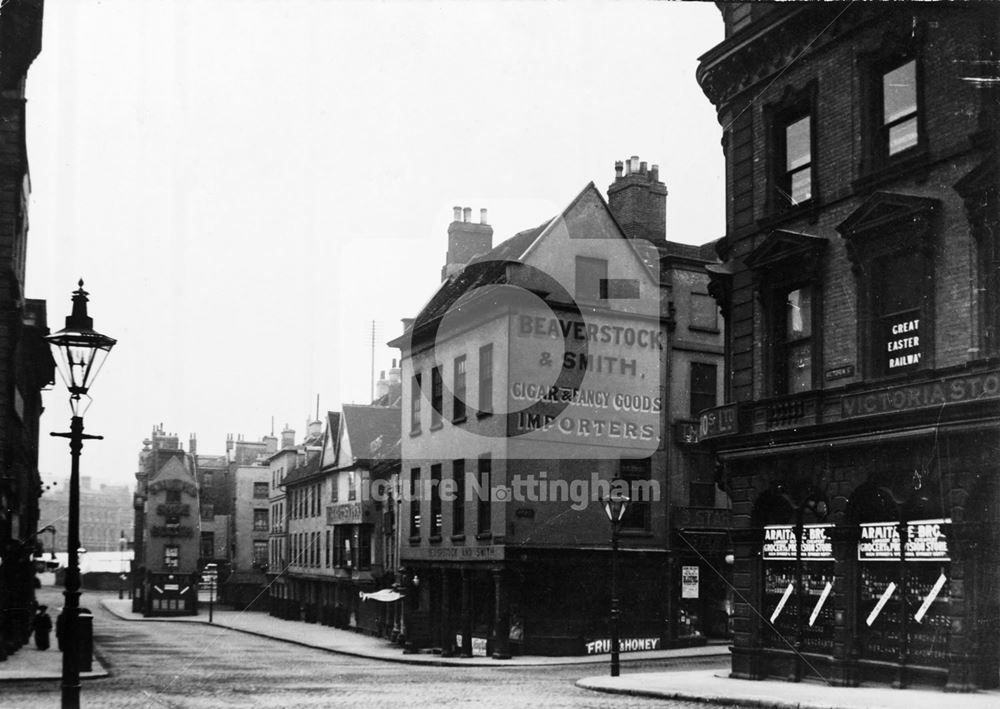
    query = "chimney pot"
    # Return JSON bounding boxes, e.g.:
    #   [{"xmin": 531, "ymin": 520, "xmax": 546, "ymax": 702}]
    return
[
  {"xmin": 480, "ymin": 208, "xmax": 488, "ymax": 225},
  {"xmin": 615, "ymin": 160, "xmax": 623, "ymax": 178},
  {"xmin": 651, "ymin": 164, "xmax": 660, "ymax": 181},
  {"xmin": 630, "ymin": 156, "xmax": 640, "ymax": 173},
  {"xmin": 463, "ymin": 207, "xmax": 471, "ymax": 222},
  {"xmin": 640, "ymin": 161, "xmax": 647, "ymax": 174},
  {"xmin": 453, "ymin": 206, "xmax": 462, "ymax": 222}
]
